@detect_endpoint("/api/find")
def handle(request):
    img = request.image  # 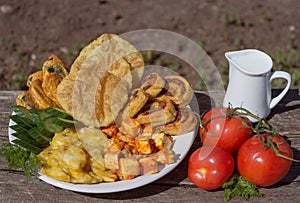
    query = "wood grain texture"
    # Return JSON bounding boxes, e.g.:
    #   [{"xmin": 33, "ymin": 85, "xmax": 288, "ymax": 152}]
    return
[{"xmin": 0, "ymin": 90, "xmax": 299, "ymax": 202}]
